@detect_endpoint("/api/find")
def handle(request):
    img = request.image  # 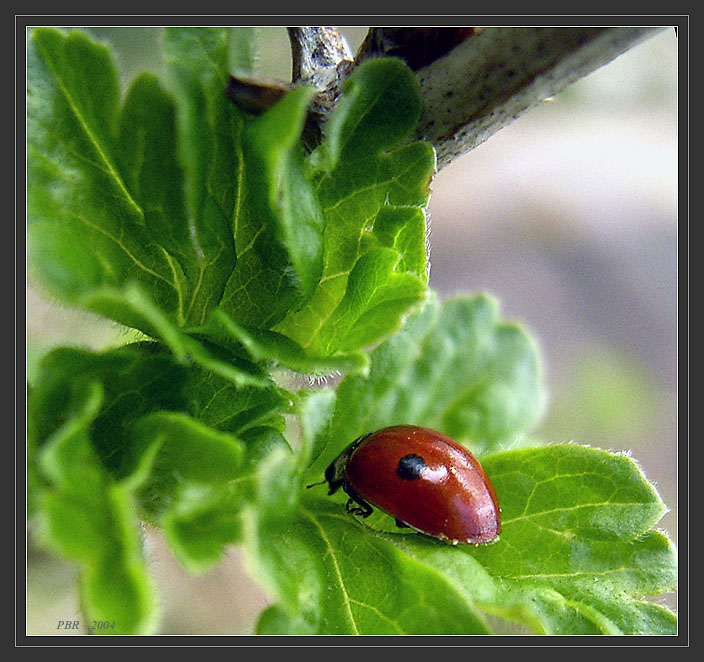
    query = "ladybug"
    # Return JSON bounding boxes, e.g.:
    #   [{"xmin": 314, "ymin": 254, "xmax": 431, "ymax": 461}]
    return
[{"xmin": 313, "ymin": 425, "xmax": 500, "ymax": 545}]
